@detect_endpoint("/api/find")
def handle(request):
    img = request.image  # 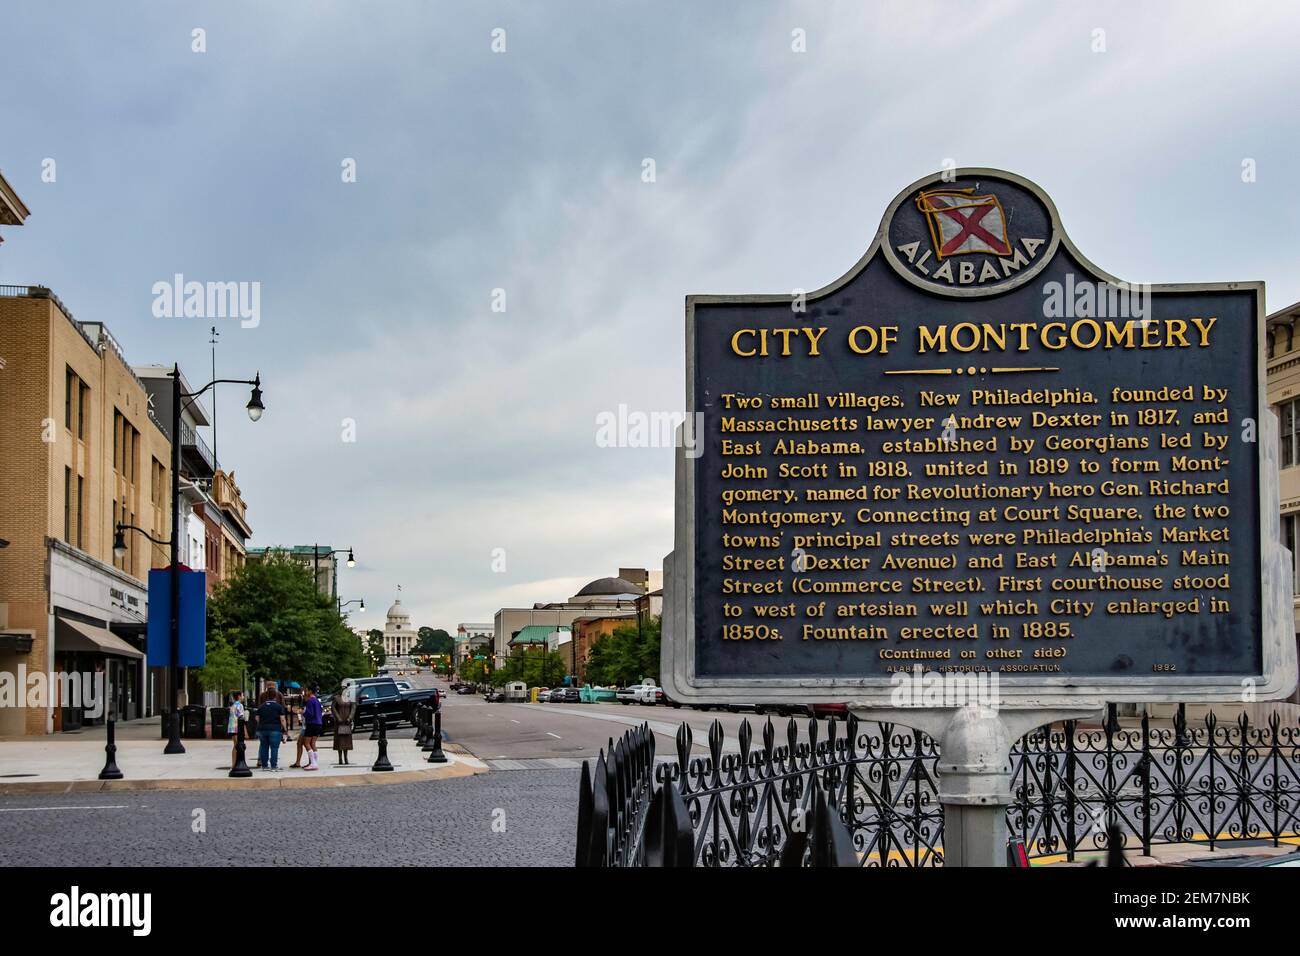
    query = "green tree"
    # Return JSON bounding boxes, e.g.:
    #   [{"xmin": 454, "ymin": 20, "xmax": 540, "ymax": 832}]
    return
[
  {"xmin": 415, "ymin": 627, "xmax": 454, "ymax": 654},
  {"xmin": 499, "ymin": 646, "xmax": 569, "ymax": 687},
  {"xmin": 208, "ymin": 550, "xmax": 370, "ymax": 691},
  {"xmin": 196, "ymin": 633, "xmax": 248, "ymax": 698},
  {"xmin": 586, "ymin": 614, "xmax": 662, "ymax": 686},
  {"xmin": 460, "ymin": 657, "xmax": 490, "ymax": 685},
  {"xmin": 366, "ymin": 629, "xmax": 386, "ymax": 669}
]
